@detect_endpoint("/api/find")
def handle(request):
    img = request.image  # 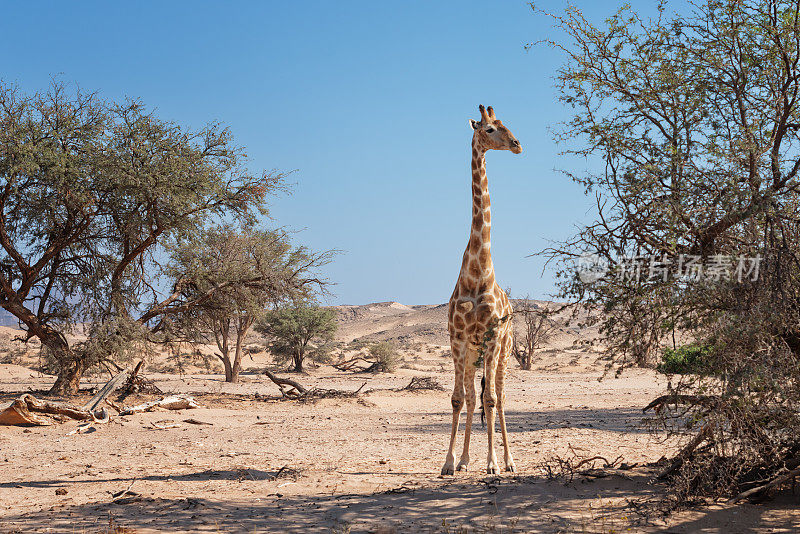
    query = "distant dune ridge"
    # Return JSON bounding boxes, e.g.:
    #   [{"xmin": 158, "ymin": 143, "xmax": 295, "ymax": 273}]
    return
[
  {"xmin": 330, "ymin": 300, "xmax": 601, "ymax": 351},
  {"xmin": 0, "ymin": 300, "xmax": 604, "ymax": 380}
]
